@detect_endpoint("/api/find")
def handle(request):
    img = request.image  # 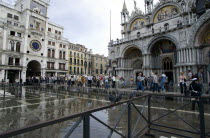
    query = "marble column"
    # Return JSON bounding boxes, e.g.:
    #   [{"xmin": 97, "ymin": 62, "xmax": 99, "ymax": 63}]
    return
[
  {"xmin": 189, "ymin": 48, "xmax": 192, "ymax": 63},
  {"xmin": 143, "ymin": 55, "xmax": 146, "ymax": 68},
  {"xmin": 184, "ymin": 49, "xmax": 186, "ymax": 63},
  {"xmin": 197, "ymin": 49, "xmax": 200, "ymax": 64},
  {"xmin": 181, "ymin": 49, "xmax": 184, "ymax": 63},
  {"xmin": 192, "ymin": 48, "xmax": 196, "ymax": 63},
  {"xmin": 178, "ymin": 50, "xmax": 180, "ymax": 63},
  {"xmin": 186, "ymin": 49, "xmax": 189, "ymax": 63}
]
